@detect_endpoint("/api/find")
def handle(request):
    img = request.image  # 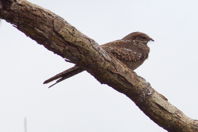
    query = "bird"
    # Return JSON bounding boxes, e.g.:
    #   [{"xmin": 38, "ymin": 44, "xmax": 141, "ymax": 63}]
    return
[{"xmin": 44, "ymin": 32, "xmax": 154, "ymax": 87}]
